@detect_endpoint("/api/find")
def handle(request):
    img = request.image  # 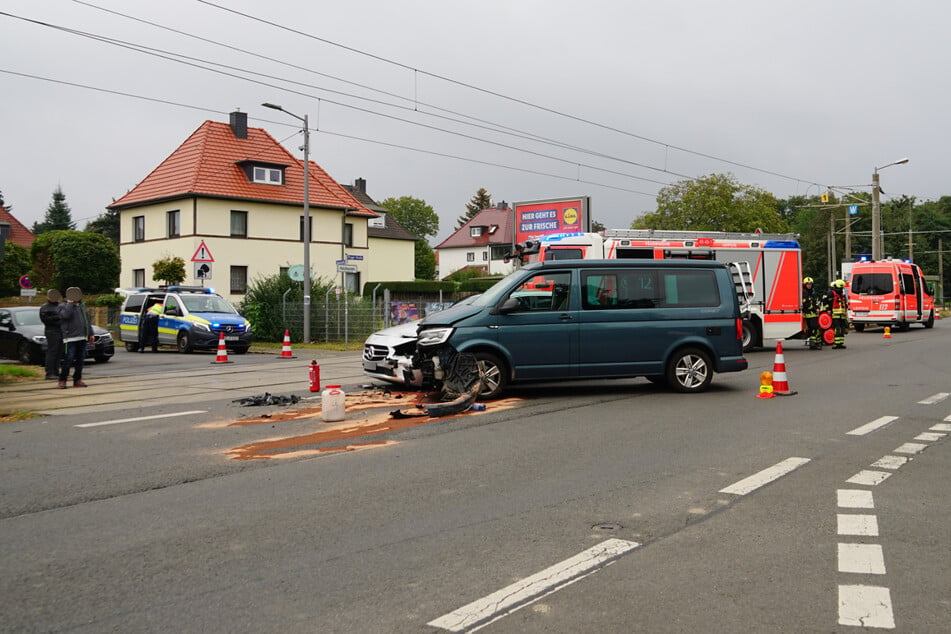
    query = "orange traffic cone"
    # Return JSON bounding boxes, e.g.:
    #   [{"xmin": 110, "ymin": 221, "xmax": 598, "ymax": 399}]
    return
[
  {"xmin": 770, "ymin": 341, "xmax": 797, "ymax": 396},
  {"xmin": 211, "ymin": 331, "xmax": 233, "ymax": 364},
  {"xmin": 279, "ymin": 329, "xmax": 296, "ymax": 358},
  {"xmin": 883, "ymin": 326, "xmax": 892, "ymax": 338}
]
